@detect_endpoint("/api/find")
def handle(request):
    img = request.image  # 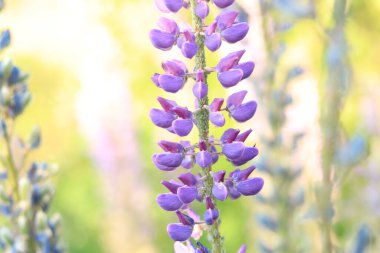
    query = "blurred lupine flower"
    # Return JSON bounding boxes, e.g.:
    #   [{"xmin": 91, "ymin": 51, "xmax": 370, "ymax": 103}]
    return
[
  {"xmin": 150, "ymin": 0, "xmax": 263, "ymax": 250},
  {"xmin": 0, "ymin": 5, "xmax": 63, "ymax": 251}
]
